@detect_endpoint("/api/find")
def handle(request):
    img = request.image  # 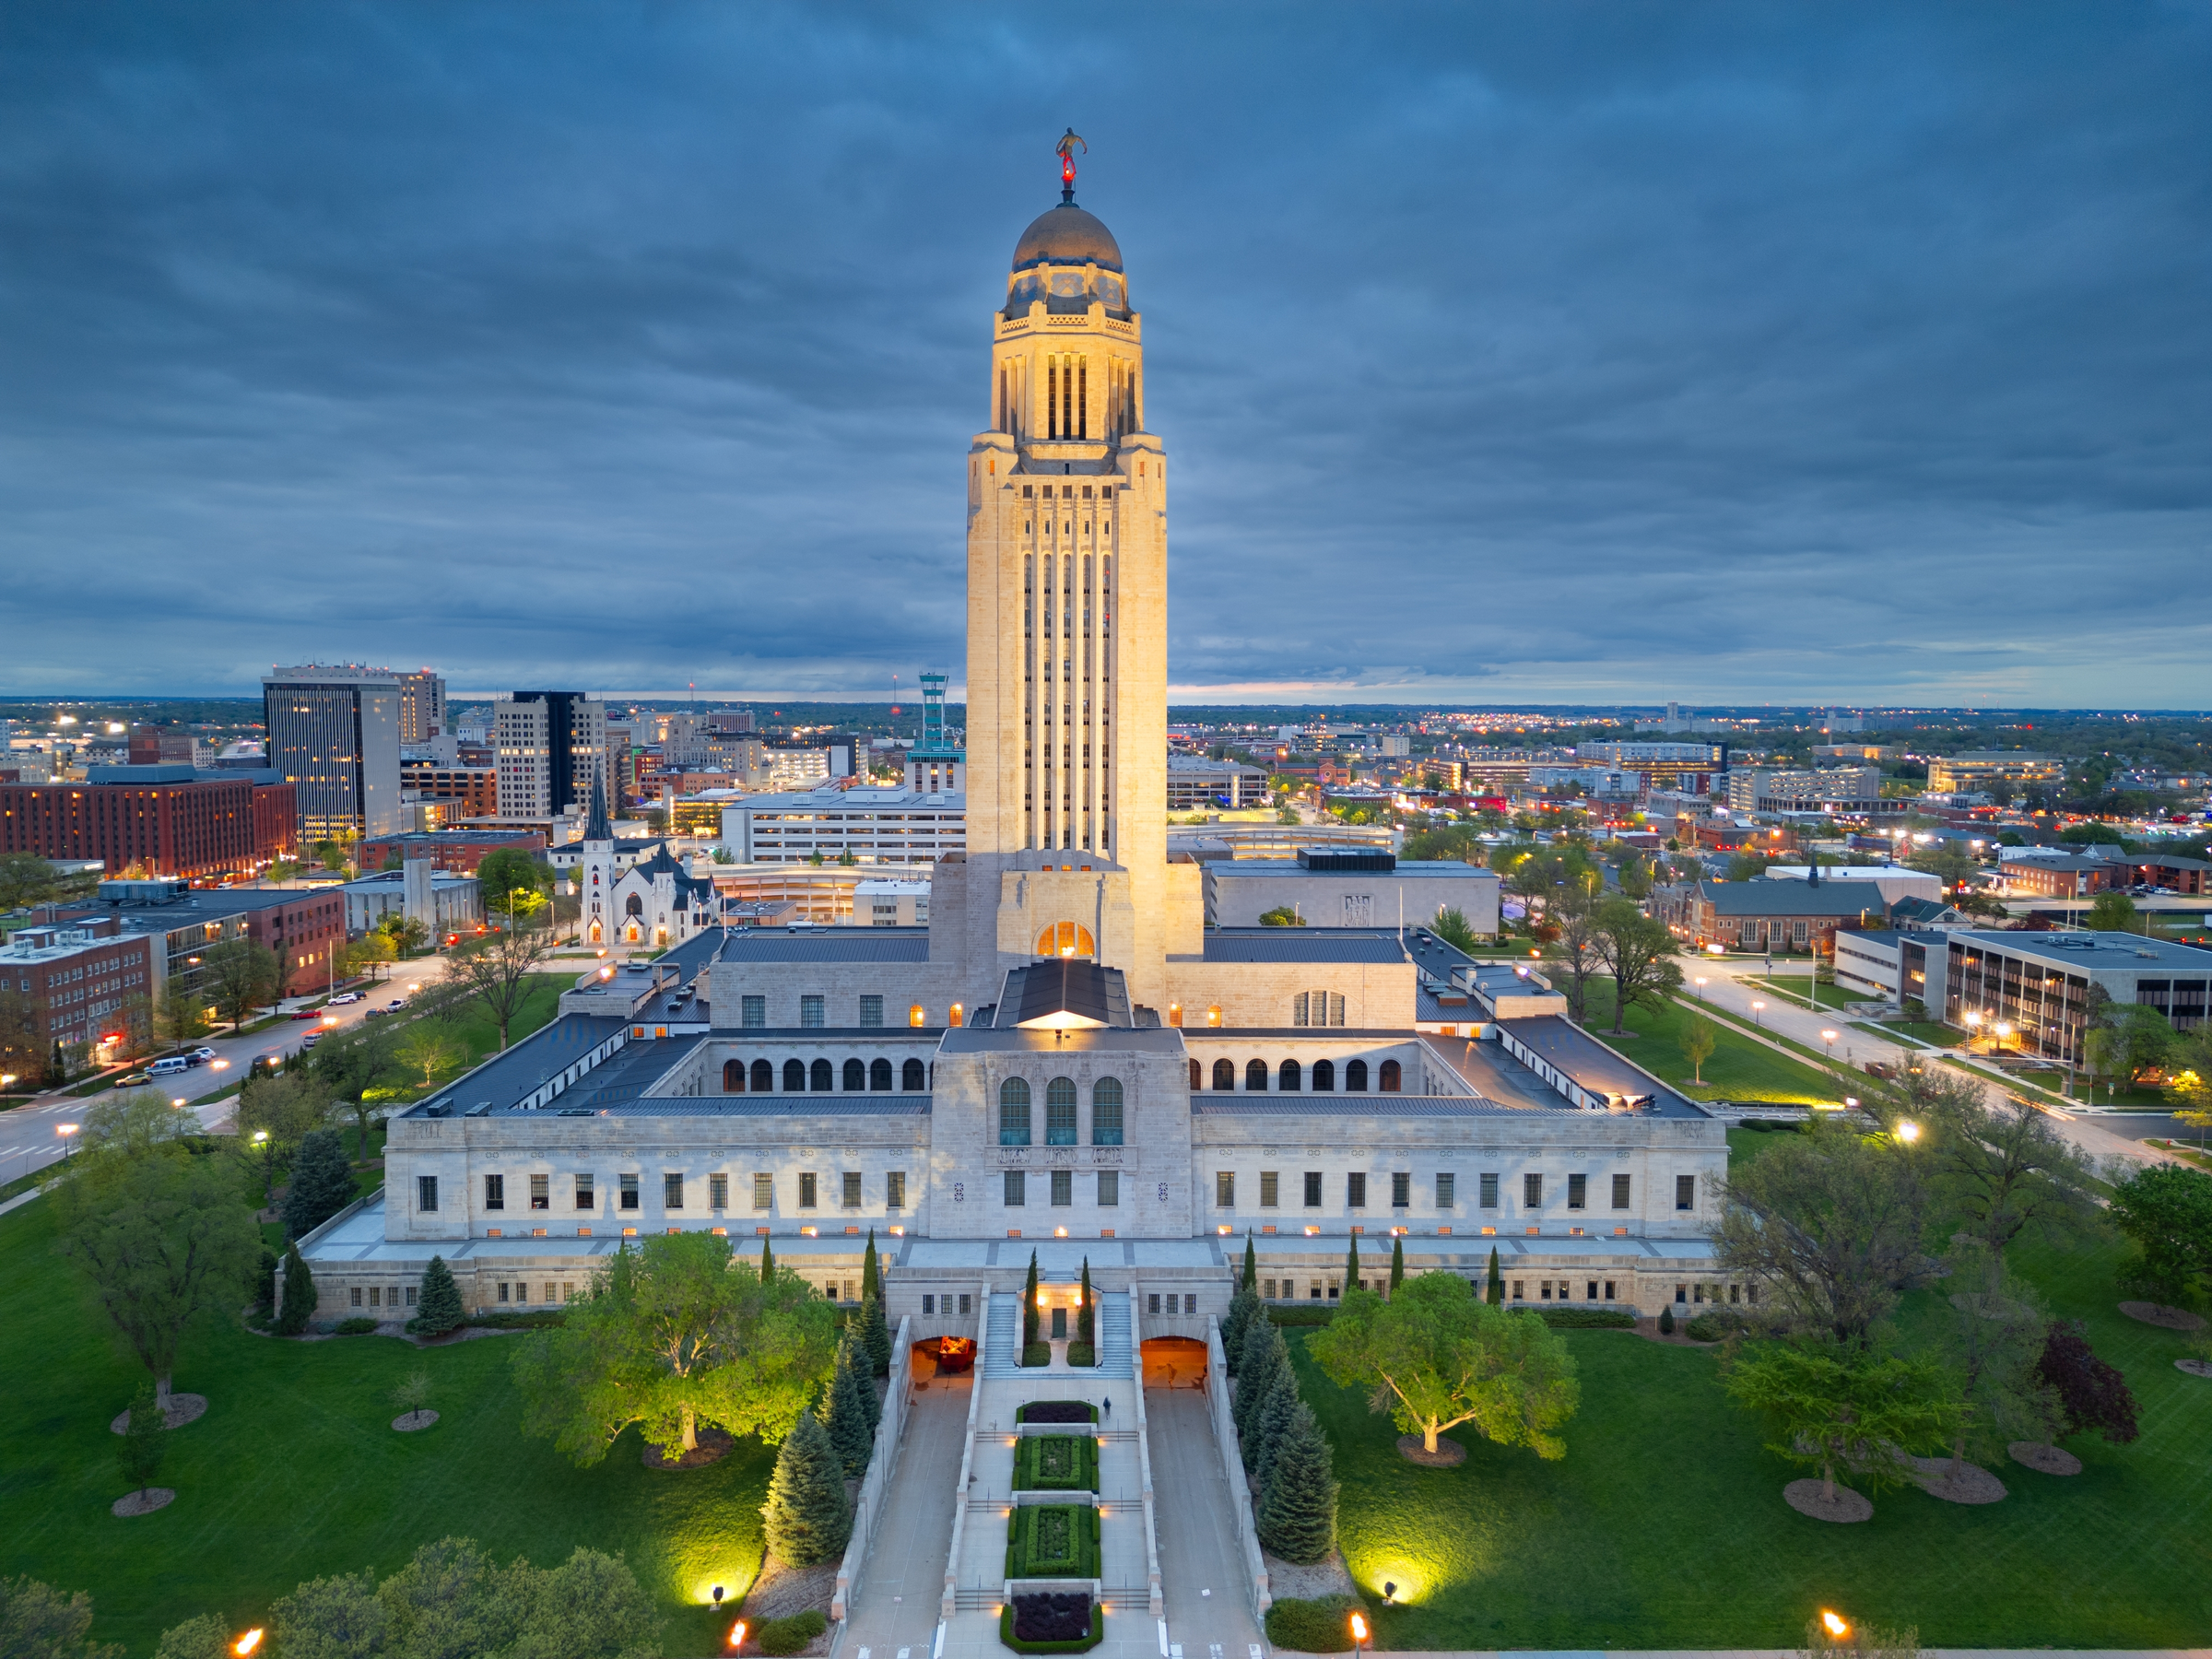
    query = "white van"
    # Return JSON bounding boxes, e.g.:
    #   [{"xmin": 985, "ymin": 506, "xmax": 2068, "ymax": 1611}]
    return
[{"xmin": 147, "ymin": 1056, "xmax": 190, "ymax": 1078}]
